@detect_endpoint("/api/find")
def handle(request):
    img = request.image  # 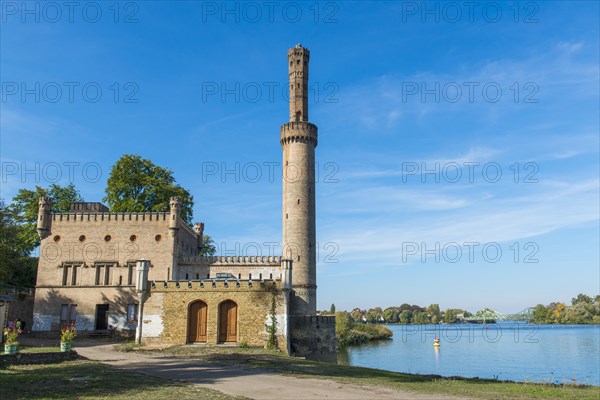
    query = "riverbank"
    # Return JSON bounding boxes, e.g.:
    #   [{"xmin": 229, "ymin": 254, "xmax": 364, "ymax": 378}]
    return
[
  {"xmin": 2, "ymin": 341, "xmax": 597, "ymax": 399},
  {"xmin": 114, "ymin": 343, "xmax": 599, "ymax": 400}
]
